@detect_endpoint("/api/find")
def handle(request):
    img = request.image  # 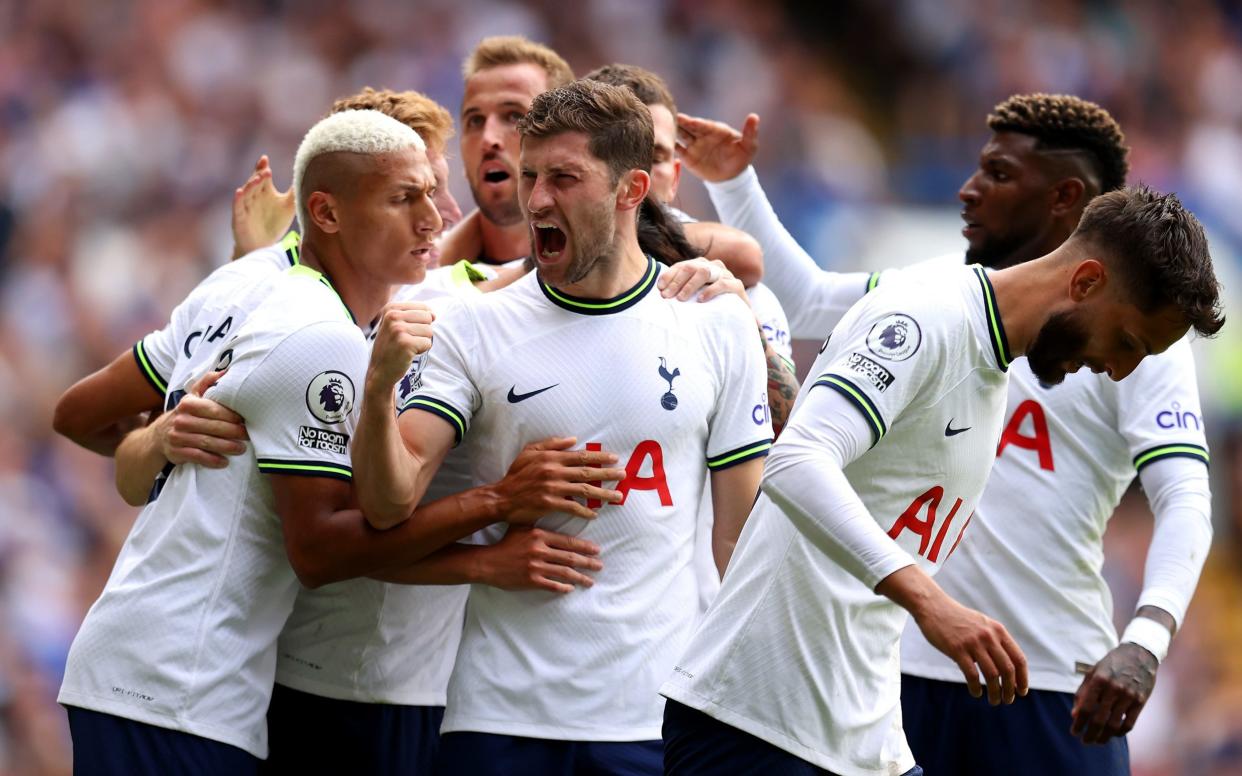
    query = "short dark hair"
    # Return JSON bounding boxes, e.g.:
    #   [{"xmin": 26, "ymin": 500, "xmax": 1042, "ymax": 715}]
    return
[
  {"xmin": 517, "ymin": 79, "xmax": 654, "ymax": 184},
  {"xmin": 584, "ymin": 63, "xmax": 677, "ymax": 116},
  {"xmin": 988, "ymin": 94, "xmax": 1129, "ymax": 193},
  {"xmin": 1073, "ymin": 185, "xmax": 1223, "ymax": 336}
]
